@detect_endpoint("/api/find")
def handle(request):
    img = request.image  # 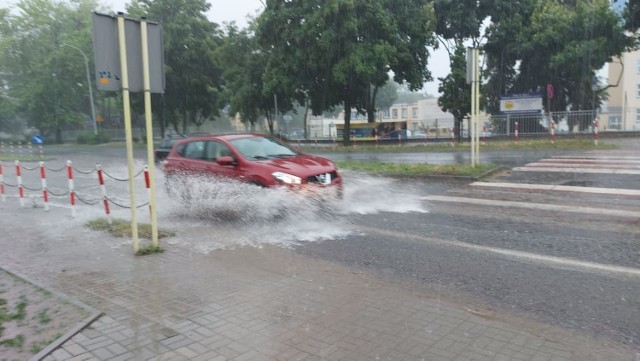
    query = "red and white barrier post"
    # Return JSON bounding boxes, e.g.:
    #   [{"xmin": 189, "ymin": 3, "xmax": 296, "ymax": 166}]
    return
[
  {"xmin": 593, "ymin": 118, "xmax": 599, "ymax": 146},
  {"xmin": 144, "ymin": 165, "xmax": 152, "ymax": 217},
  {"xmin": 39, "ymin": 161, "xmax": 49, "ymax": 211},
  {"xmin": 514, "ymin": 122, "xmax": 519, "ymax": 143},
  {"xmin": 450, "ymin": 127, "xmax": 455, "ymax": 147},
  {"xmin": 96, "ymin": 164, "xmax": 112, "ymax": 224},
  {"xmin": 15, "ymin": 160, "xmax": 24, "ymax": 207},
  {"xmin": 67, "ymin": 160, "xmax": 76, "ymax": 217},
  {"xmin": 550, "ymin": 120, "xmax": 556, "ymax": 143},
  {"xmin": 0, "ymin": 161, "xmax": 5, "ymax": 202}
]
